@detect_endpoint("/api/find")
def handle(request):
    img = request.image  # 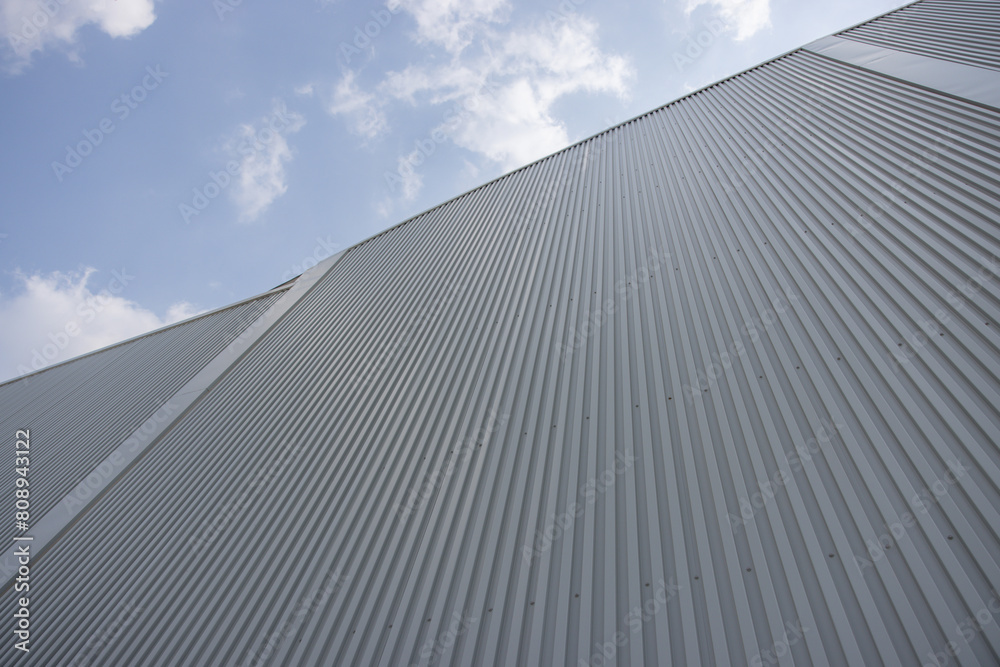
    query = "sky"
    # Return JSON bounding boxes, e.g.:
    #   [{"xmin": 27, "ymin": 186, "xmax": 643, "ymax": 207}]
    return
[{"xmin": 0, "ymin": 0, "xmax": 908, "ymax": 383}]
